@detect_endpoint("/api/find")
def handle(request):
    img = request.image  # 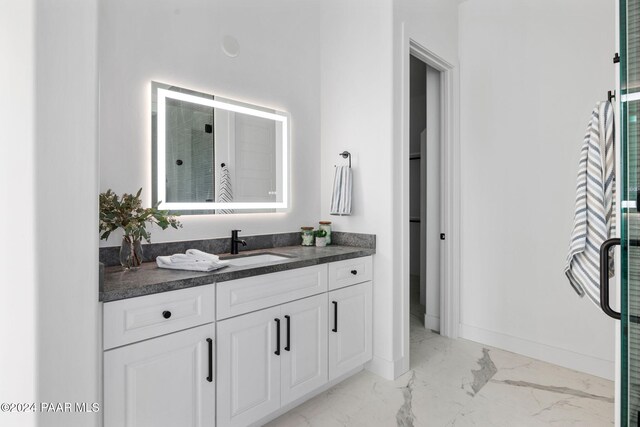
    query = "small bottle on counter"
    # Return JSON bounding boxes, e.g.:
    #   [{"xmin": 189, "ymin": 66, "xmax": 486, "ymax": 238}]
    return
[
  {"xmin": 301, "ymin": 227, "xmax": 315, "ymax": 246},
  {"xmin": 319, "ymin": 221, "xmax": 332, "ymax": 245}
]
